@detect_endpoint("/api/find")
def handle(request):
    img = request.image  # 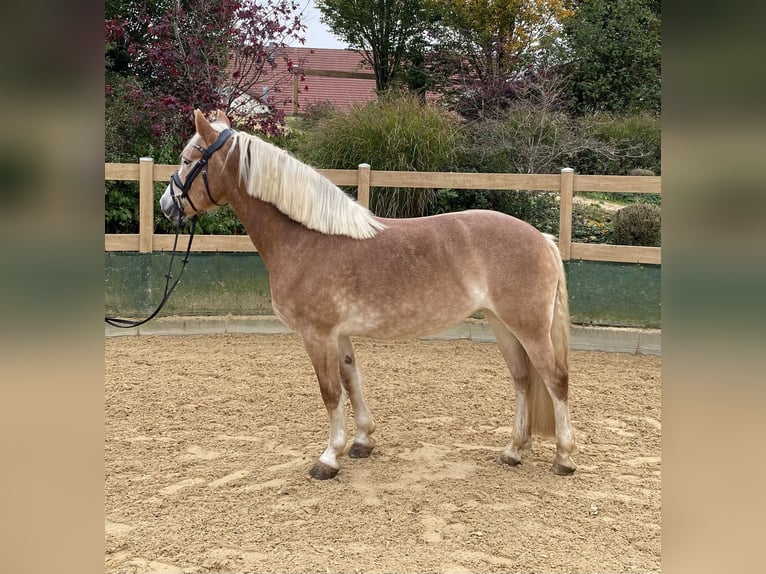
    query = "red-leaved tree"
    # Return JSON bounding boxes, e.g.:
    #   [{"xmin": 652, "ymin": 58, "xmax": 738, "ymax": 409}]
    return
[{"xmin": 105, "ymin": 0, "xmax": 305, "ymax": 148}]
